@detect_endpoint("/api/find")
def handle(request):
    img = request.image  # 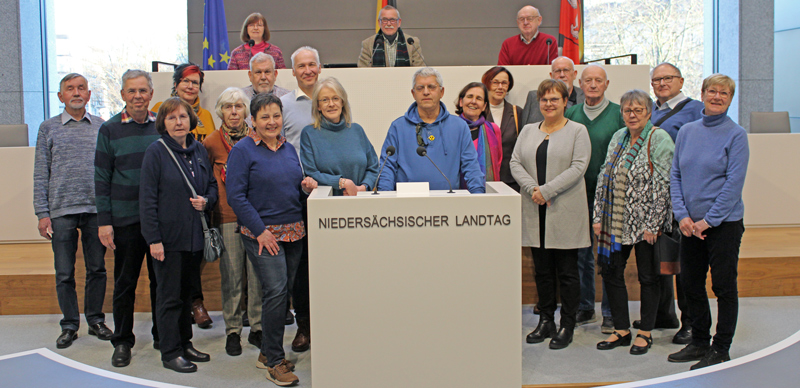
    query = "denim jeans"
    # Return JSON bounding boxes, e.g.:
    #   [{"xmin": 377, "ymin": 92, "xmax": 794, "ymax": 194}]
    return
[
  {"xmin": 219, "ymin": 222, "xmax": 262, "ymax": 334},
  {"xmin": 681, "ymin": 220, "xmax": 744, "ymax": 353},
  {"xmin": 152, "ymin": 251, "xmax": 199, "ymax": 361},
  {"xmin": 51, "ymin": 213, "xmax": 107, "ymax": 331},
  {"xmin": 242, "ymin": 235, "xmax": 303, "ymax": 367},
  {"xmin": 110, "ymin": 223, "xmax": 159, "ymax": 348},
  {"xmin": 578, "ymin": 234, "xmax": 611, "ymax": 317}
]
